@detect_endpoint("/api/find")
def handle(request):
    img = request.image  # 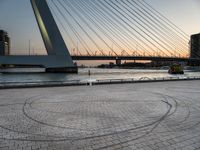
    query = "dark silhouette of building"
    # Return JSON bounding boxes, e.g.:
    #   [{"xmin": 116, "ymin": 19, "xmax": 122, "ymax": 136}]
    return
[
  {"xmin": 190, "ymin": 33, "xmax": 200, "ymax": 58},
  {"xmin": 0, "ymin": 30, "xmax": 10, "ymax": 56}
]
